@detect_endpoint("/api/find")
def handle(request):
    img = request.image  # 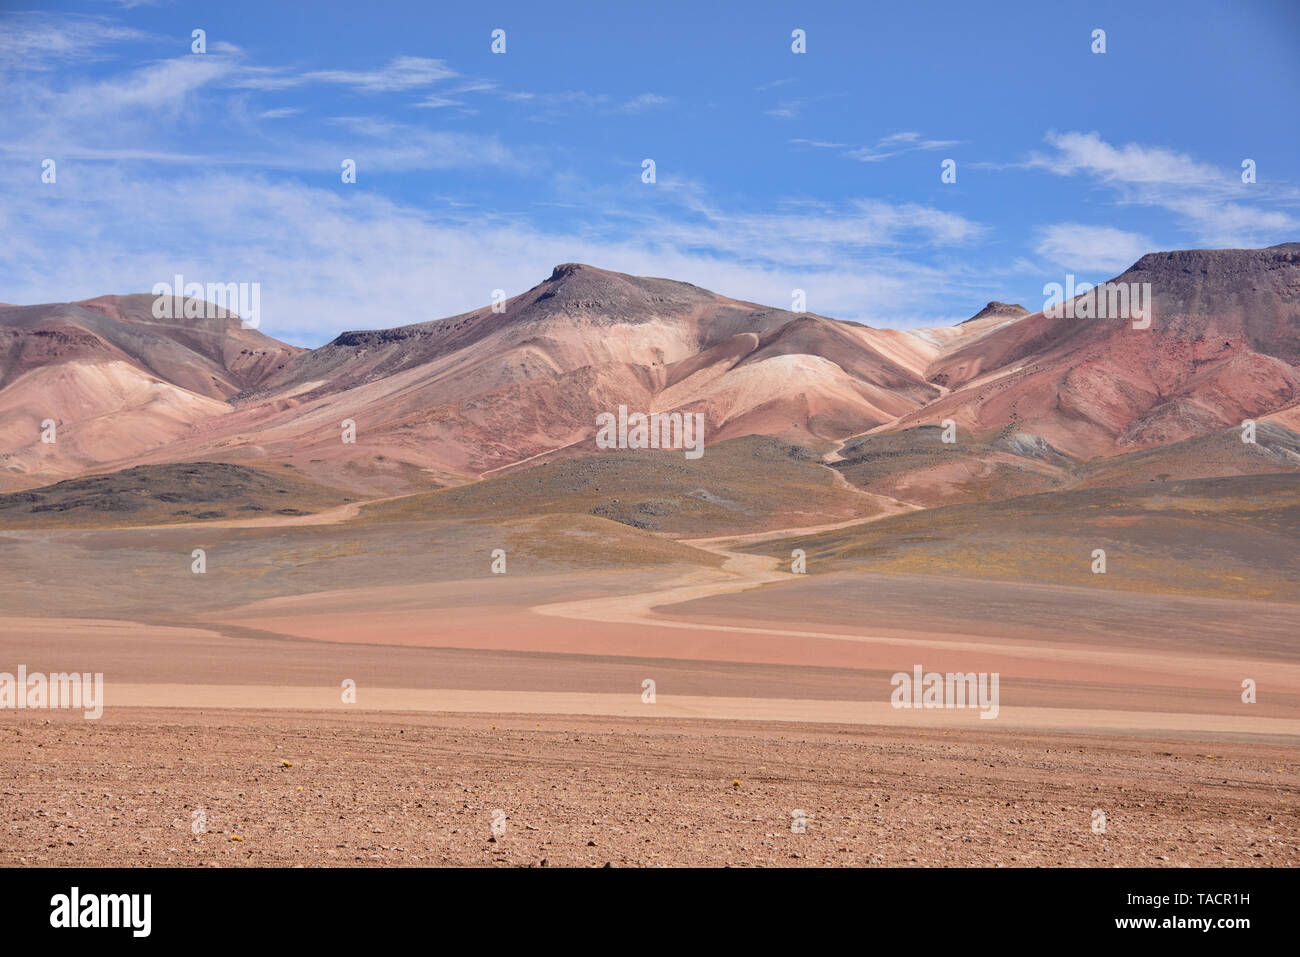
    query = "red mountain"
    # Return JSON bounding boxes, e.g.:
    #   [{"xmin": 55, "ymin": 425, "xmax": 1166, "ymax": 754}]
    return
[{"xmin": 1, "ymin": 247, "xmax": 1296, "ymax": 495}]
